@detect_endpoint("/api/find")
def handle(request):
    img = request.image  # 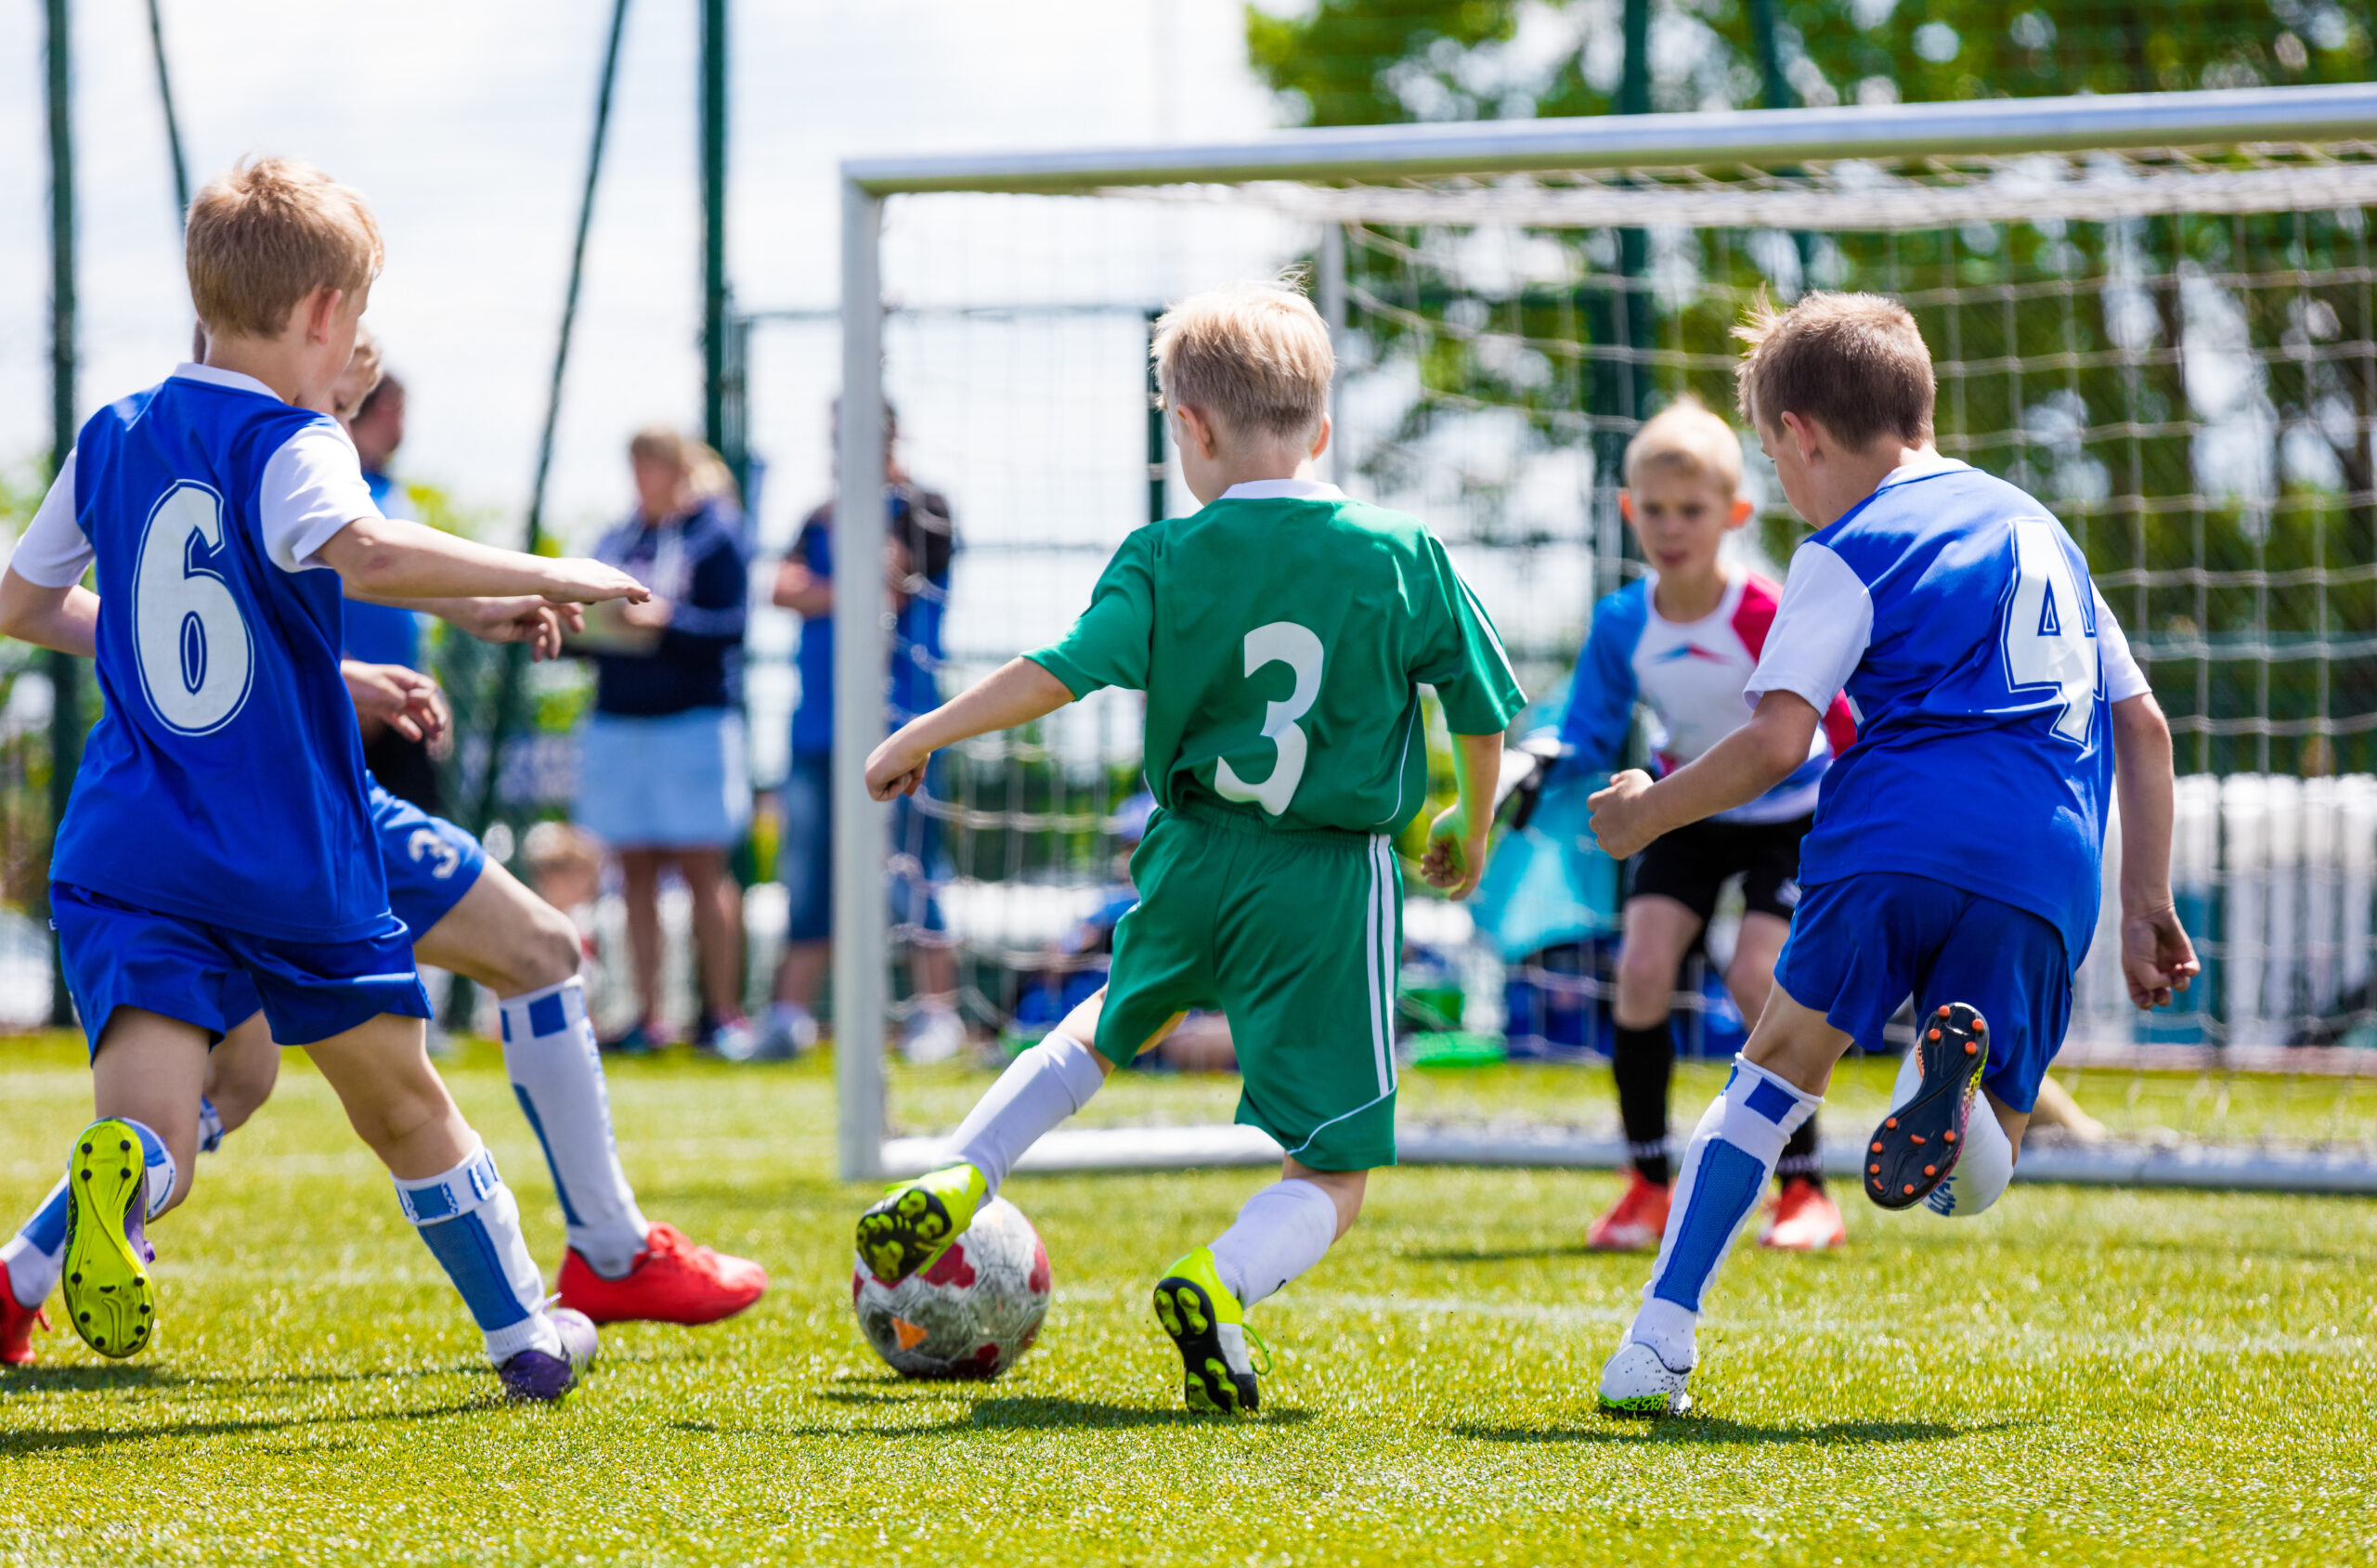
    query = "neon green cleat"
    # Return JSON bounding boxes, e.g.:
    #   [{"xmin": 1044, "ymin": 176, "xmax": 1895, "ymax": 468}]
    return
[
  {"xmin": 1151, "ymin": 1247, "xmax": 1267, "ymax": 1415},
  {"xmin": 855, "ymin": 1163, "xmax": 989, "ymax": 1285},
  {"xmin": 61, "ymin": 1120, "xmax": 158, "ymax": 1360}
]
